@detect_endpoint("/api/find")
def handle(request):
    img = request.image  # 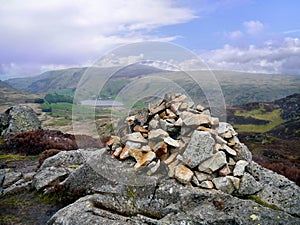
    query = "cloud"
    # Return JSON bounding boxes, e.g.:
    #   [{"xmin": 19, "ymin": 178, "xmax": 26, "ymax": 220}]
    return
[
  {"xmin": 243, "ymin": 20, "xmax": 264, "ymax": 35},
  {"xmin": 0, "ymin": 0, "xmax": 196, "ymax": 79},
  {"xmin": 227, "ymin": 30, "xmax": 244, "ymax": 40},
  {"xmin": 201, "ymin": 37, "xmax": 300, "ymax": 75}
]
